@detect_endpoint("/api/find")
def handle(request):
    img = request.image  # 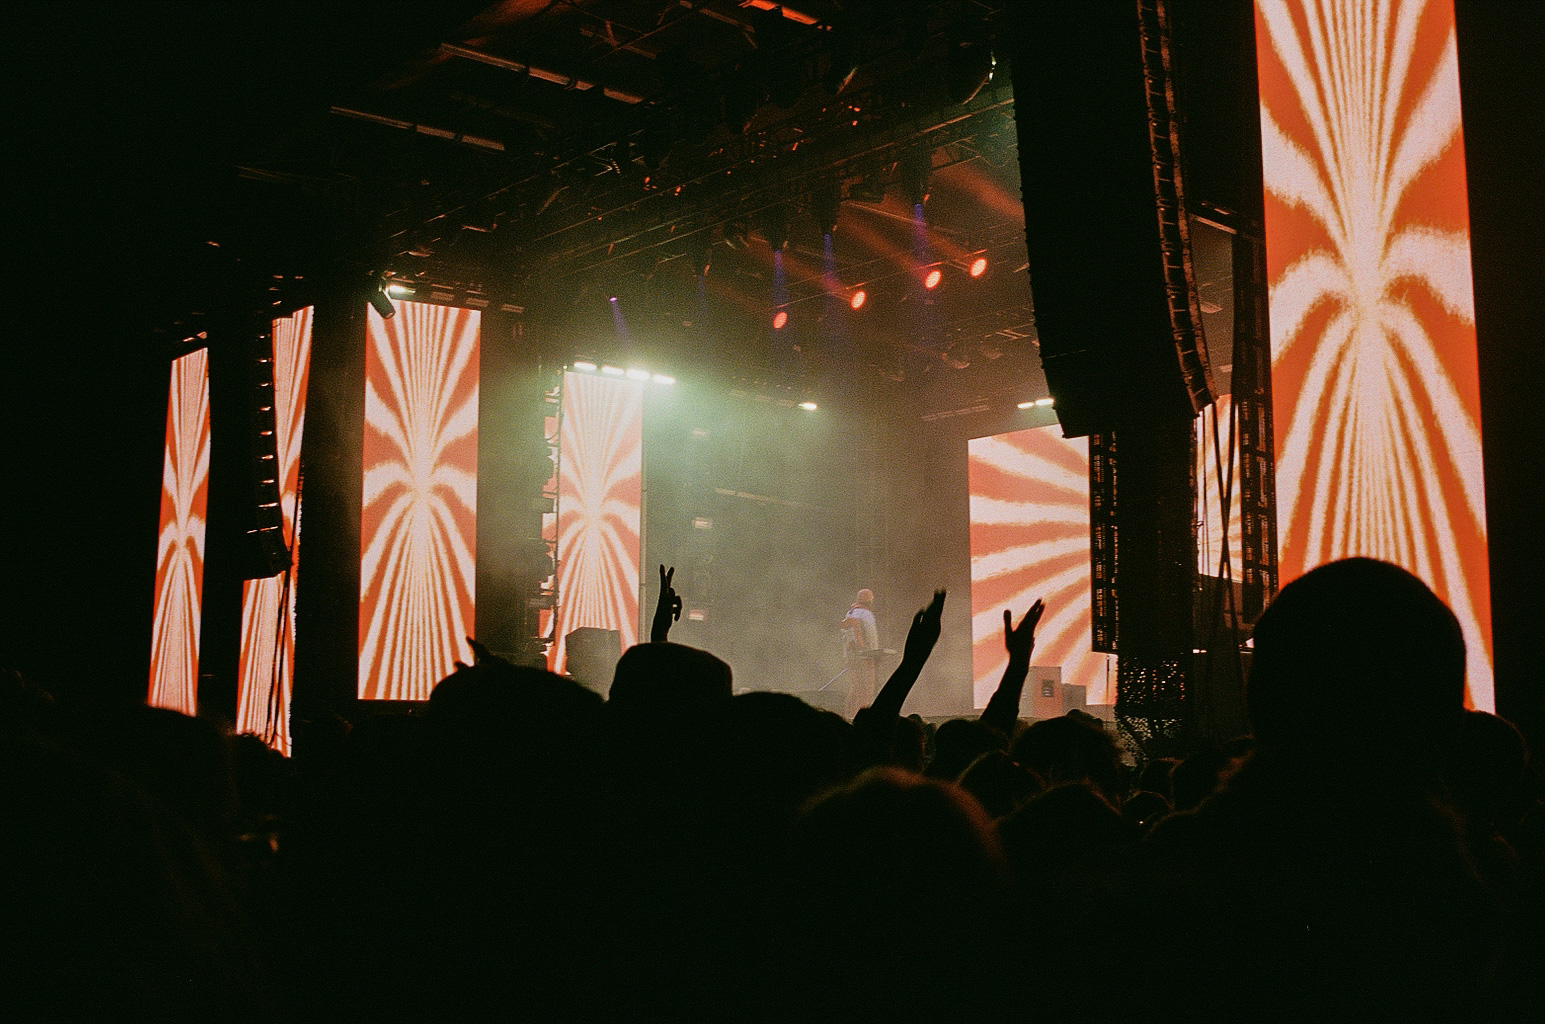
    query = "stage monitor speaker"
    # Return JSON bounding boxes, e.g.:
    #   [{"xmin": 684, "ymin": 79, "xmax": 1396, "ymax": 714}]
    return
[
  {"xmin": 1024, "ymin": 666, "xmax": 1063, "ymax": 720},
  {"xmin": 564, "ymin": 627, "xmax": 621, "ymax": 697},
  {"xmin": 1006, "ymin": 0, "xmax": 1215, "ymax": 436}
]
